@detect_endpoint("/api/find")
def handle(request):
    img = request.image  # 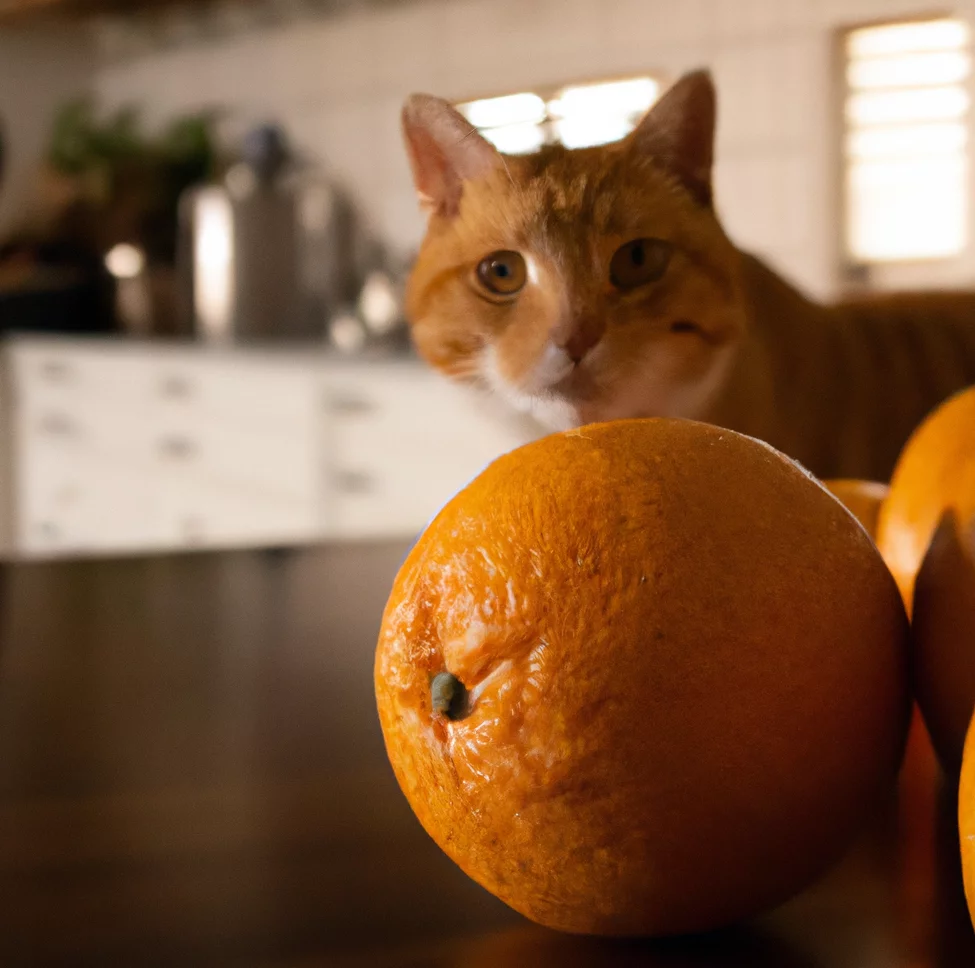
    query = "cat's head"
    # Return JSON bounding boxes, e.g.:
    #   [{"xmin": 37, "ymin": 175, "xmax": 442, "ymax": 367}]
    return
[{"xmin": 401, "ymin": 71, "xmax": 746, "ymax": 429}]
